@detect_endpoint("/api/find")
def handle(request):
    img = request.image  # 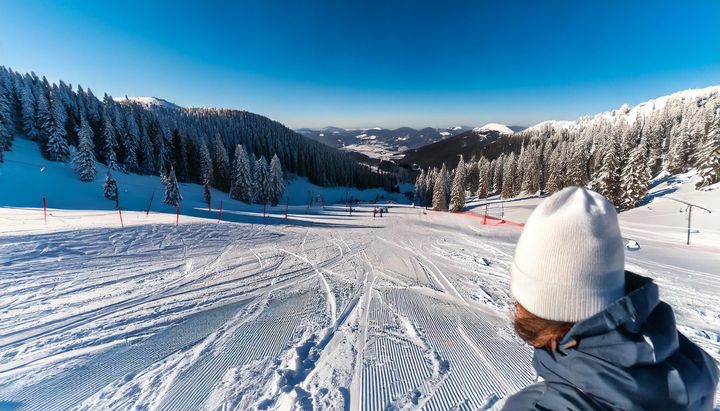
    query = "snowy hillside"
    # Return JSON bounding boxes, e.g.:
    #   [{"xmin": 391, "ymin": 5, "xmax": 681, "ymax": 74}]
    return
[
  {"xmin": 0, "ymin": 139, "xmax": 409, "ymax": 234},
  {"xmin": 0, "ymin": 66, "xmax": 396, "ymax": 194}
]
